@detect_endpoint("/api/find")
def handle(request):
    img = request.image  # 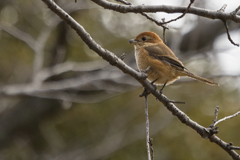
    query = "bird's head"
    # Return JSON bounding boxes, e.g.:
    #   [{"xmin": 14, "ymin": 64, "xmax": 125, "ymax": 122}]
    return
[{"xmin": 129, "ymin": 31, "xmax": 163, "ymax": 49}]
